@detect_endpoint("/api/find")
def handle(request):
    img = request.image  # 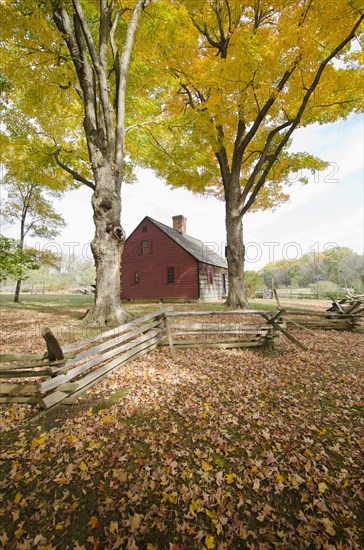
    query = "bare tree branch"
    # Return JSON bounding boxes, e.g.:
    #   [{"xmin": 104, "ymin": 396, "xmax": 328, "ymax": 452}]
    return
[
  {"xmin": 110, "ymin": 9, "xmax": 122, "ymax": 112},
  {"xmin": 52, "ymin": 3, "xmax": 97, "ymax": 131},
  {"xmin": 214, "ymin": 124, "xmax": 232, "ymax": 199},
  {"xmin": 115, "ymin": 0, "xmax": 151, "ymax": 185},
  {"xmin": 190, "ymin": 16, "xmax": 221, "ymax": 51},
  {"xmin": 72, "ymin": 0, "xmax": 115, "ymax": 154},
  {"xmin": 238, "ymin": 60, "xmax": 300, "ymax": 155},
  {"xmin": 231, "ymin": 119, "xmax": 246, "ymax": 176},
  {"xmin": 54, "ymin": 149, "xmax": 95, "ymax": 190},
  {"xmin": 240, "ymin": 119, "xmax": 294, "ymax": 209},
  {"xmin": 125, "ymin": 119, "xmax": 158, "ymax": 133}
]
